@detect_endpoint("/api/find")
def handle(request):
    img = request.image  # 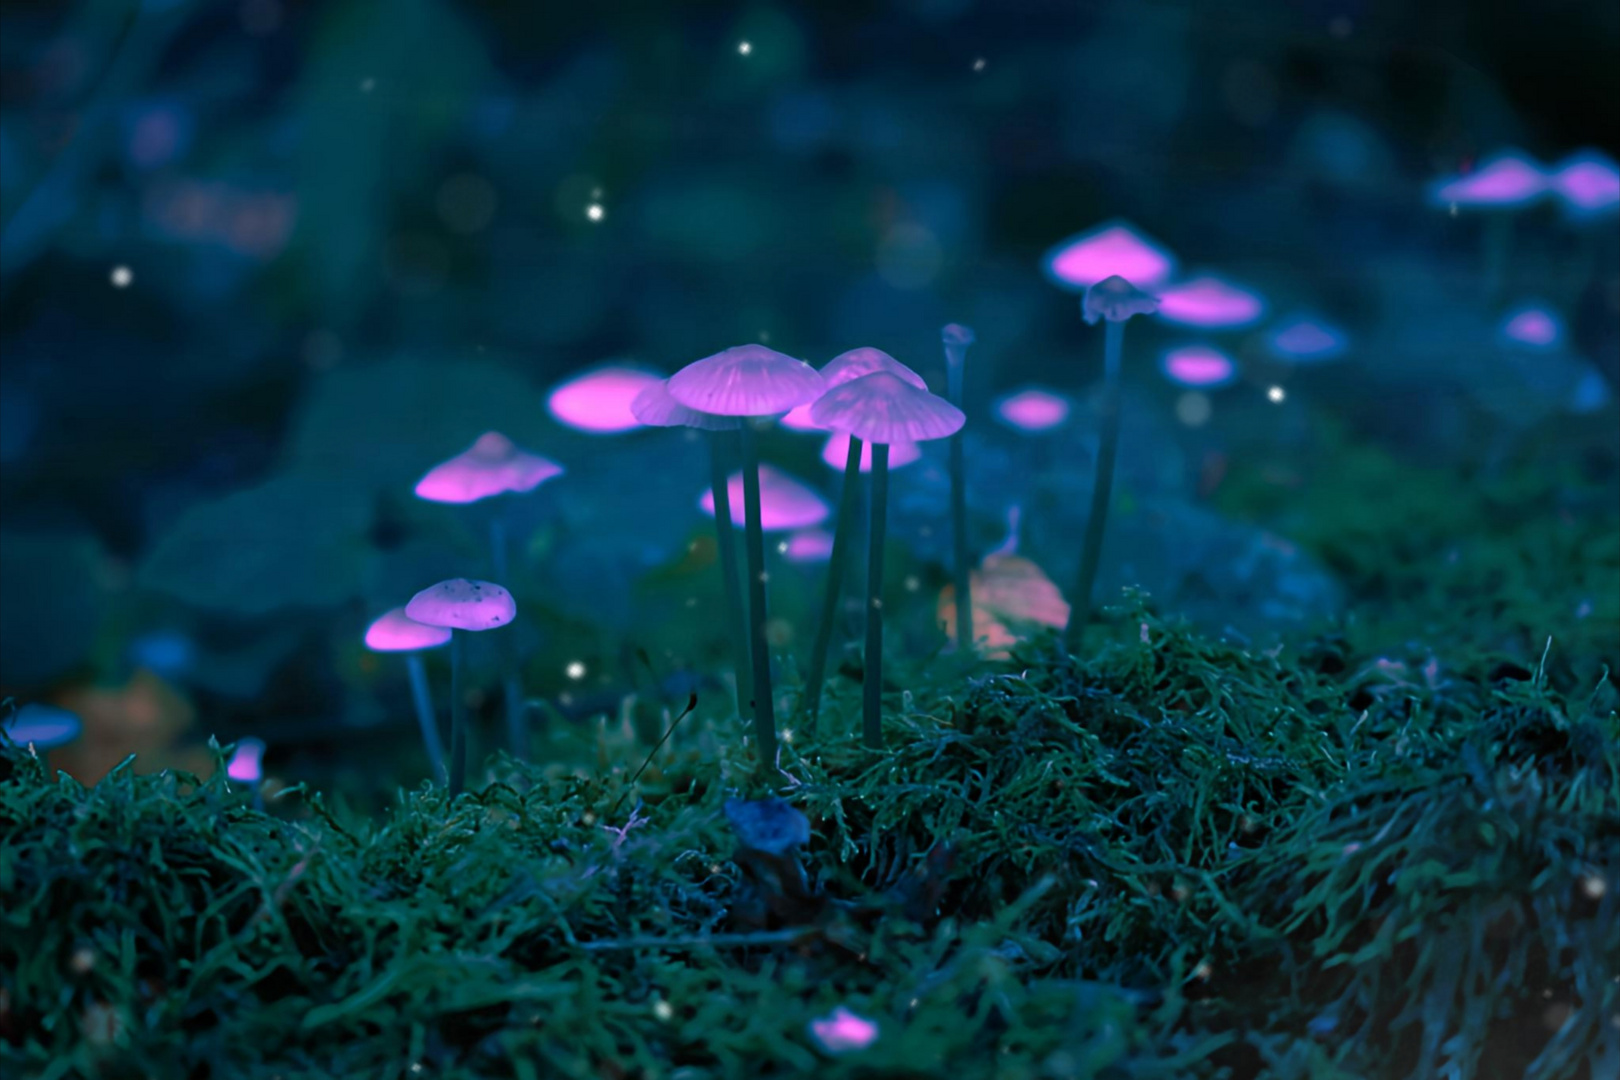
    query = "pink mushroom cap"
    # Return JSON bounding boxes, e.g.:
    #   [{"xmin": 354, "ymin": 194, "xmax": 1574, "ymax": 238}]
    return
[
  {"xmin": 364, "ymin": 607, "xmax": 453, "ymax": 652},
  {"xmin": 226, "ymin": 737, "xmax": 266, "ymax": 783},
  {"xmin": 414, "ymin": 432, "xmax": 564, "ymax": 505},
  {"xmin": 629, "ymin": 379, "xmax": 738, "ymax": 431},
  {"xmin": 1043, "ymin": 221, "xmax": 1176, "ymax": 290},
  {"xmin": 1430, "ymin": 151, "xmax": 1547, "ymax": 208},
  {"xmin": 941, "ymin": 323, "xmax": 976, "ymax": 347},
  {"xmin": 666, "ymin": 344, "xmax": 825, "ymax": 417},
  {"xmin": 1161, "ymin": 345, "xmax": 1238, "ymax": 388},
  {"xmin": 405, "ymin": 579, "xmax": 517, "ymax": 632},
  {"xmin": 546, "ymin": 365, "xmax": 663, "ymax": 433},
  {"xmin": 820, "ymin": 431, "xmax": 921, "ymax": 472},
  {"xmin": 820, "ymin": 347, "xmax": 927, "ymax": 391},
  {"xmin": 699, "ymin": 464, "xmax": 830, "ymax": 531},
  {"xmin": 1155, "ymin": 275, "xmax": 1266, "ymax": 328},
  {"xmin": 809, "ymin": 371, "xmax": 965, "ymax": 444},
  {"xmin": 809, "ymin": 1006, "xmax": 880, "ymax": 1054},
  {"xmin": 1499, "ymin": 306, "xmax": 1562, "ymax": 349},
  {"xmin": 782, "ymin": 527, "xmax": 835, "ymax": 564},
  {"xmin": 993, "ymin": 387, "xmax": 1071, "ymax": 433},
  {"xmin": 1083, "ymin": 274, "xmax": 1160, "ymax": 325},
  {"xmin": 1550, "ymin": 151, "xmax": 1620, "ymax": 215}
]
